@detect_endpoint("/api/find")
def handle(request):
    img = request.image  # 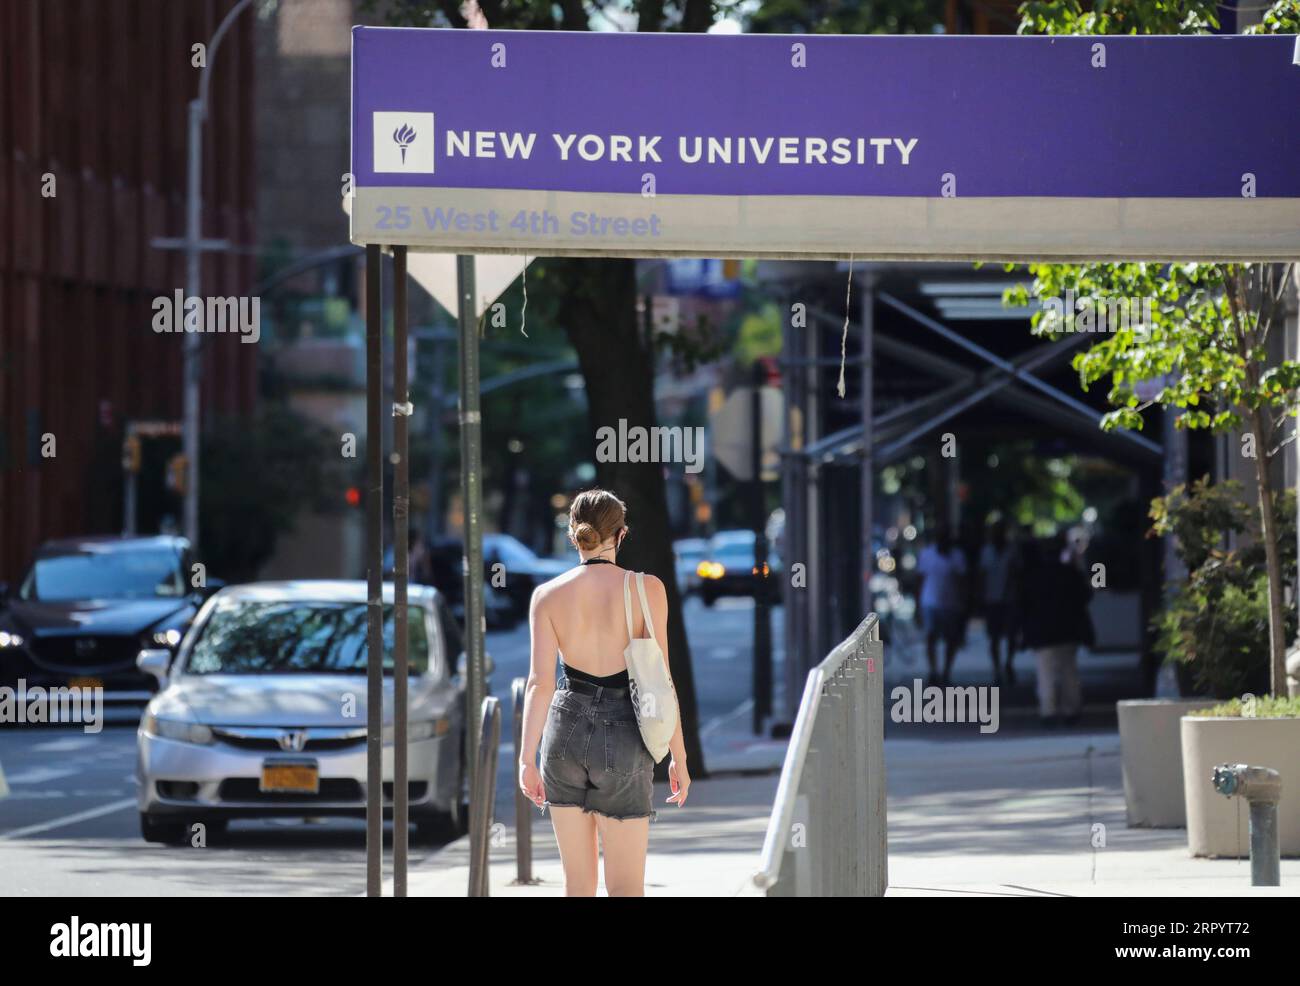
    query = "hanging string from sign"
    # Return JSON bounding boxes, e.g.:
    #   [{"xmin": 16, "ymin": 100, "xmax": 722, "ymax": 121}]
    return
[
  {"xmin": 837, "ymin": 253, "xmax": 854, "ymax": 398},
  {"xmin": 519, "ymin": 255, "xmax": 529, "ymax": 337}
]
